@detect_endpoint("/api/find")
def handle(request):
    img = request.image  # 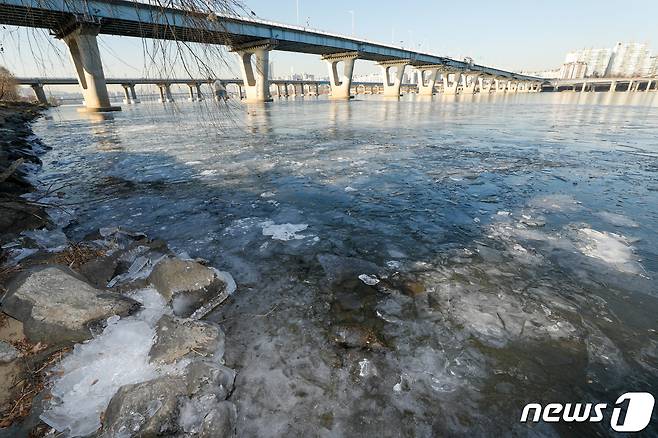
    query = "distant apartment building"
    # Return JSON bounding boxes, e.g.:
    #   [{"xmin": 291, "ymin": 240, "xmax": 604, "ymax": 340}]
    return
[
  {"xmin": 649, "ymin": 56, "xmax": 658, "ymax": 76},
  {"xmin": 559, "ymin": 42, "xmax": 653, "ymax": 78},
  {"xmin": 564, "ymin": 48, "xmax": 611, "ymax": 77},
  {"xmin": 559, "ymin": 61, "xmax": 588, "ymax": 79},
  {"xmin": 606, "ymin": 42, "xmax": 652, "ymax": 77}
]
